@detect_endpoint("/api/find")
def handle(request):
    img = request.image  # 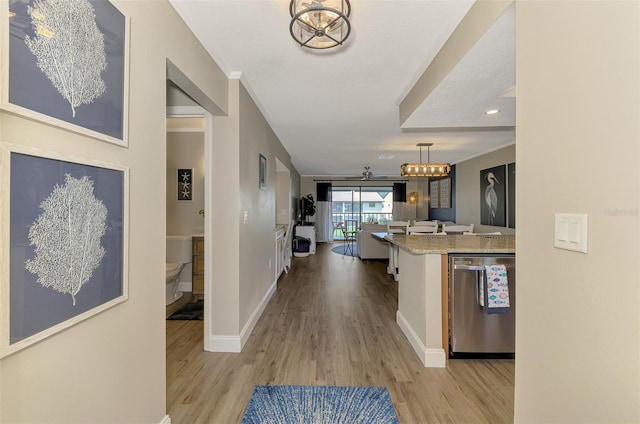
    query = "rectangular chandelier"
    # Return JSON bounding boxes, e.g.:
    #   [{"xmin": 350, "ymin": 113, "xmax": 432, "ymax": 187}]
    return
[
  {"xmin": 400, "ymin": 142, "xmax": 451, "ymax": 177},
  {"xmin": 400, "ymin": 163, "xmax": 451, "ymax": 178}
]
